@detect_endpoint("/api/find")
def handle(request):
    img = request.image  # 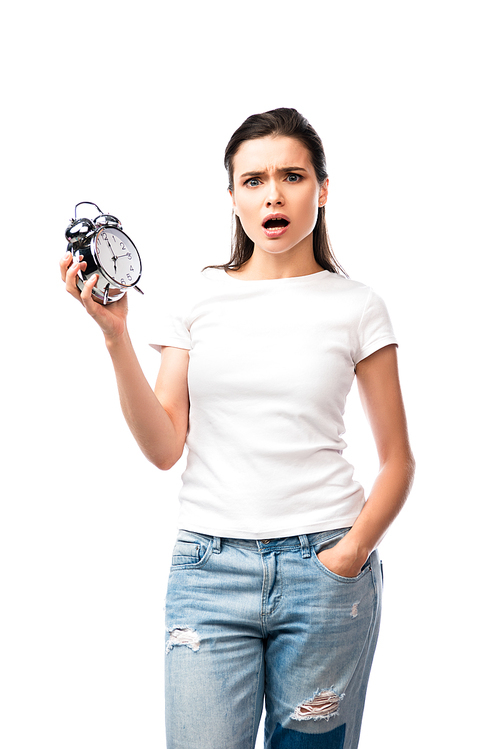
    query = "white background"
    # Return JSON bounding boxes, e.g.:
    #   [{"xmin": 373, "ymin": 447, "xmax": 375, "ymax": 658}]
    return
[{"xmin": 1, "ymin": 1, "xmax": 498, "ymax": 747}]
